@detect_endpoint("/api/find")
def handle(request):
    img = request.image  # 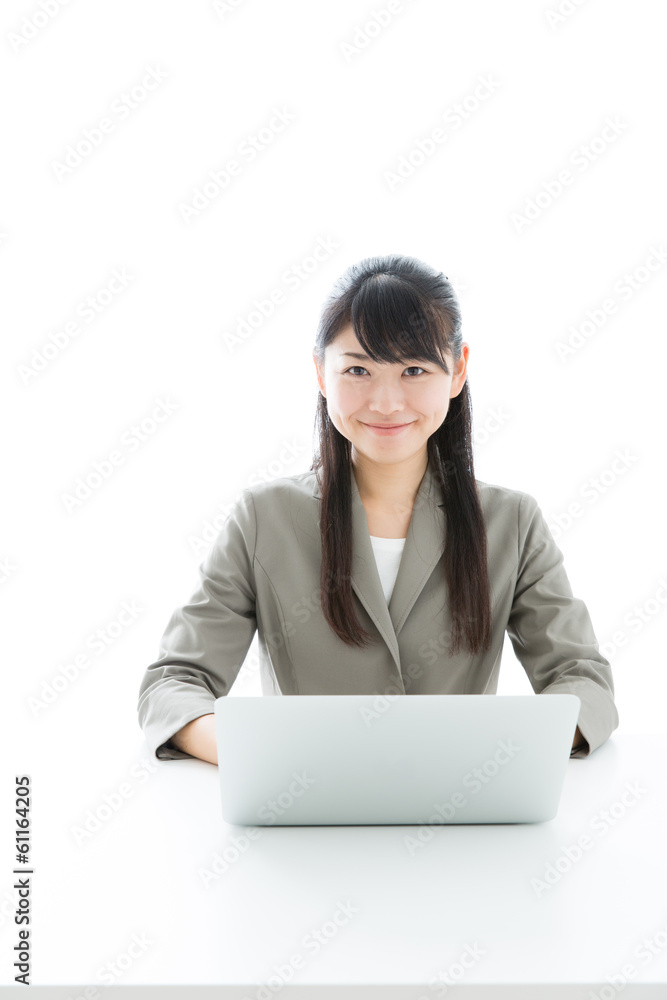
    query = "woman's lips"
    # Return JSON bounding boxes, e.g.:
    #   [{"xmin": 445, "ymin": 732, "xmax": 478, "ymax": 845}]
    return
[{"xmin": 362, "ymin": 422, "xmax": 414, "ymax": 435}]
